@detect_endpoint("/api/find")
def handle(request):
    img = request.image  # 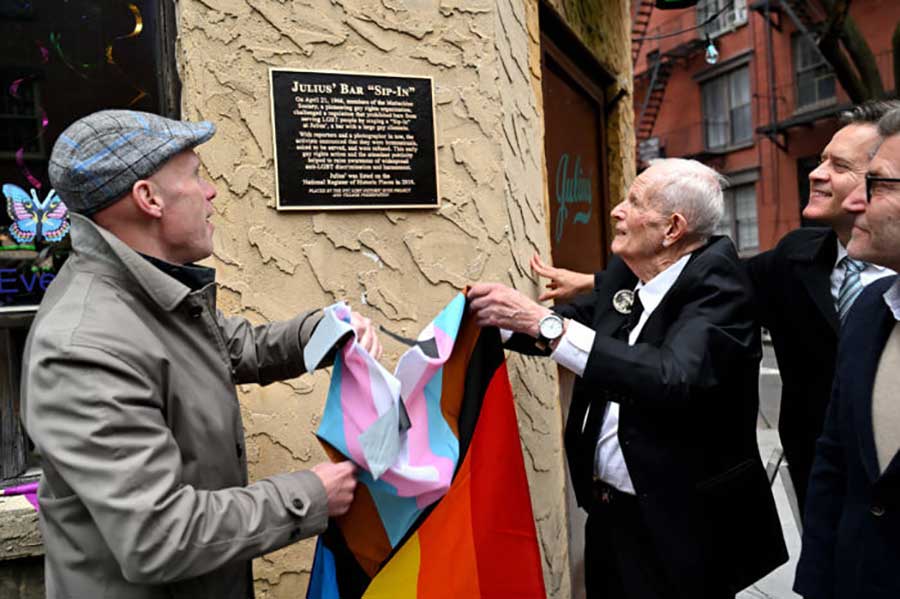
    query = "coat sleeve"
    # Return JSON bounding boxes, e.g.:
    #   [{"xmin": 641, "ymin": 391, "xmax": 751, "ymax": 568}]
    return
[
  {"xmin": 26, "ymin": 343, "xmax": 329, "ymax": 585},
  {"xmin": 793, "ymin": 373, "xmax": 845, "ymax": 599},
  {"xmin": 743, "ymin": 248, "xmax": 777, "ymax": 330},
  {"xmin": 218, "ymin": 309, "xmax": 324, "ymax": 386},
  {"xmin": 578, "ymin": 265, "xmax": 757, "ymax": 408},
  {"xmin": 502, "ymin": 289, "xmax": 600, "ymax": 356}
]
